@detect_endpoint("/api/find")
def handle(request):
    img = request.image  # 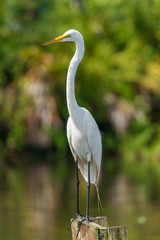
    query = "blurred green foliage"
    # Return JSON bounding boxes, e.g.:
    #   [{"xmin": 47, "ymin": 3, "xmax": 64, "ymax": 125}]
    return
[{"xmin": 0, "ymin": 0, "xmax": 160, "ymax": 197}]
